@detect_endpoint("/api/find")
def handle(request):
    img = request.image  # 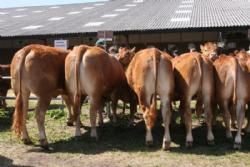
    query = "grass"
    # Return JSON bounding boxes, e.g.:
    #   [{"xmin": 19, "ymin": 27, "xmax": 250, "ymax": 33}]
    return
[{"xmin": 1, "ymin": 98, "xmax": 250, "ymax": 167}]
